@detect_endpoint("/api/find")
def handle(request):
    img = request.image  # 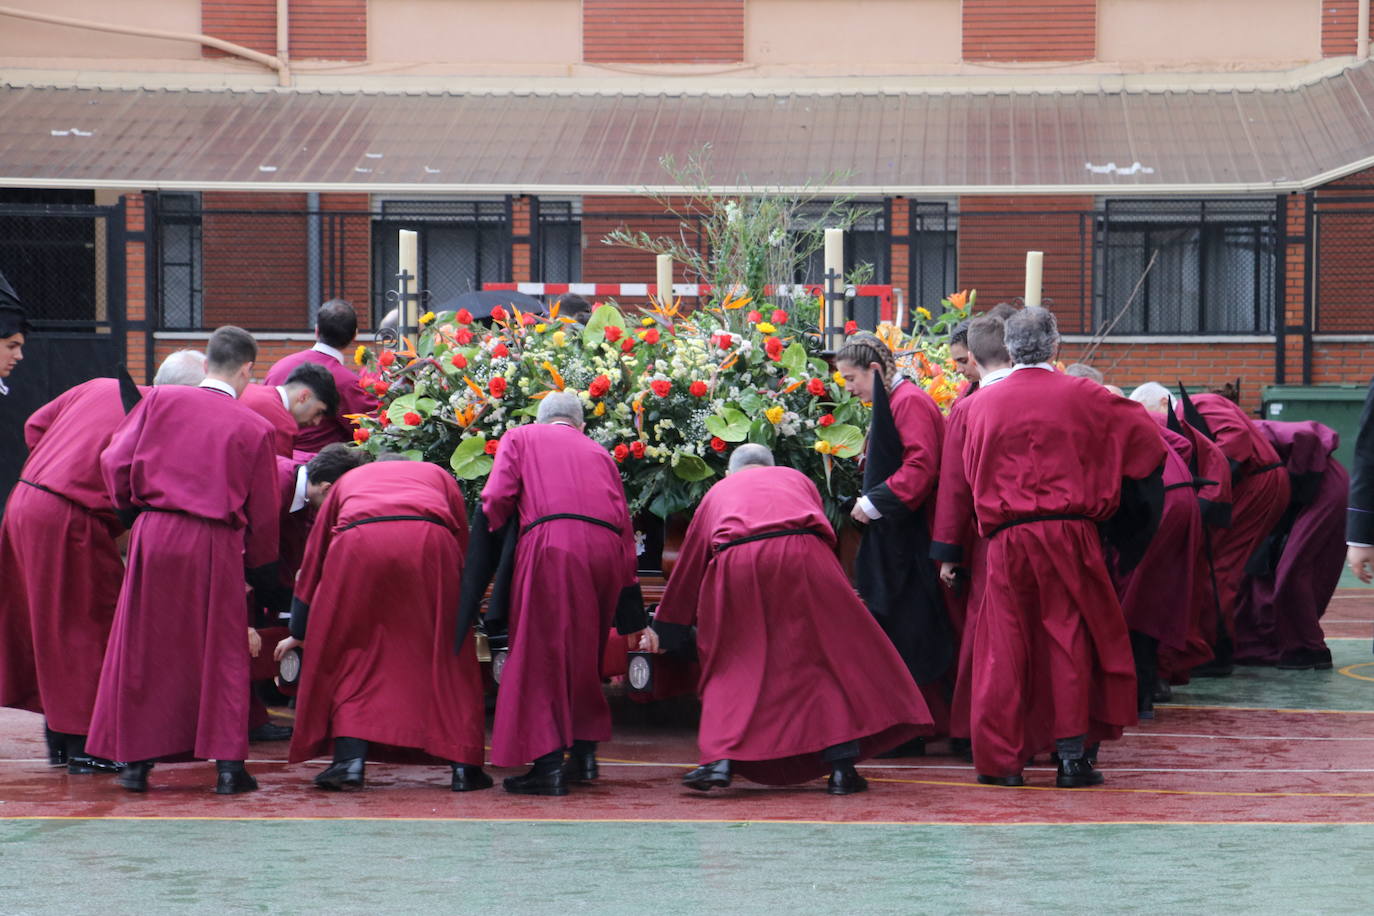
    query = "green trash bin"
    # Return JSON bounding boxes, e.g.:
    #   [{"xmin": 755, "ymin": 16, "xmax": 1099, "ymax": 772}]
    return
[{"xmin": 1261, "ymin": 384, "xmax": 1370, "ymax": 471}]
